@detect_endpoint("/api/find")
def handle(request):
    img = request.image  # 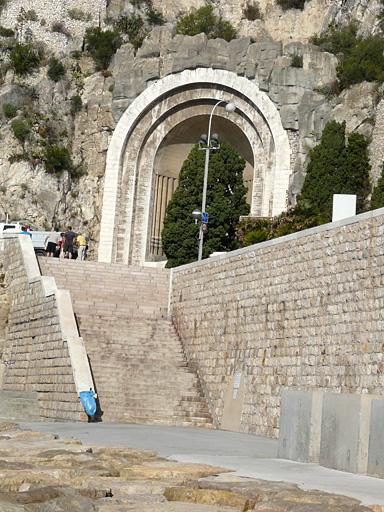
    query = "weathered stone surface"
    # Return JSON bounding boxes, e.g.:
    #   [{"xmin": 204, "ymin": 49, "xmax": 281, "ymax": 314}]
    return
[
  {"xmin": 164, "ymin": 486, "xmax": 257, "ymax": 510},
  {"xmin": 0, "ymin": 424, "xmax": 377, "ymax": 512}
]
